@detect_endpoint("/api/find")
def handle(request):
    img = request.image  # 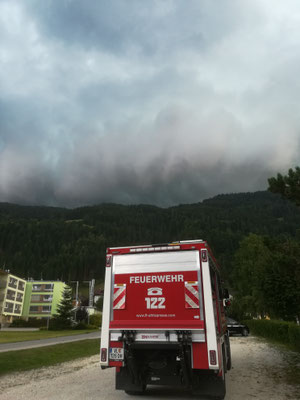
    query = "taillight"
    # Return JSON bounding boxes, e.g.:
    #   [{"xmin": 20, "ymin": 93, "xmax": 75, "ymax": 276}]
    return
[
  {"xmin": 101, "ymin": 348, "xmax": 107, "ymax": 362},
  {"xmin": 209, "ymin": 350, "xmax": 217, "ymax": 365},
  {"xmin": 201, "ymin": 249, "xmax": 208, "ymax": 262},
  {"xmin": 106, "ymin": 254, "xmax": 112, "ymax": 267}
]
